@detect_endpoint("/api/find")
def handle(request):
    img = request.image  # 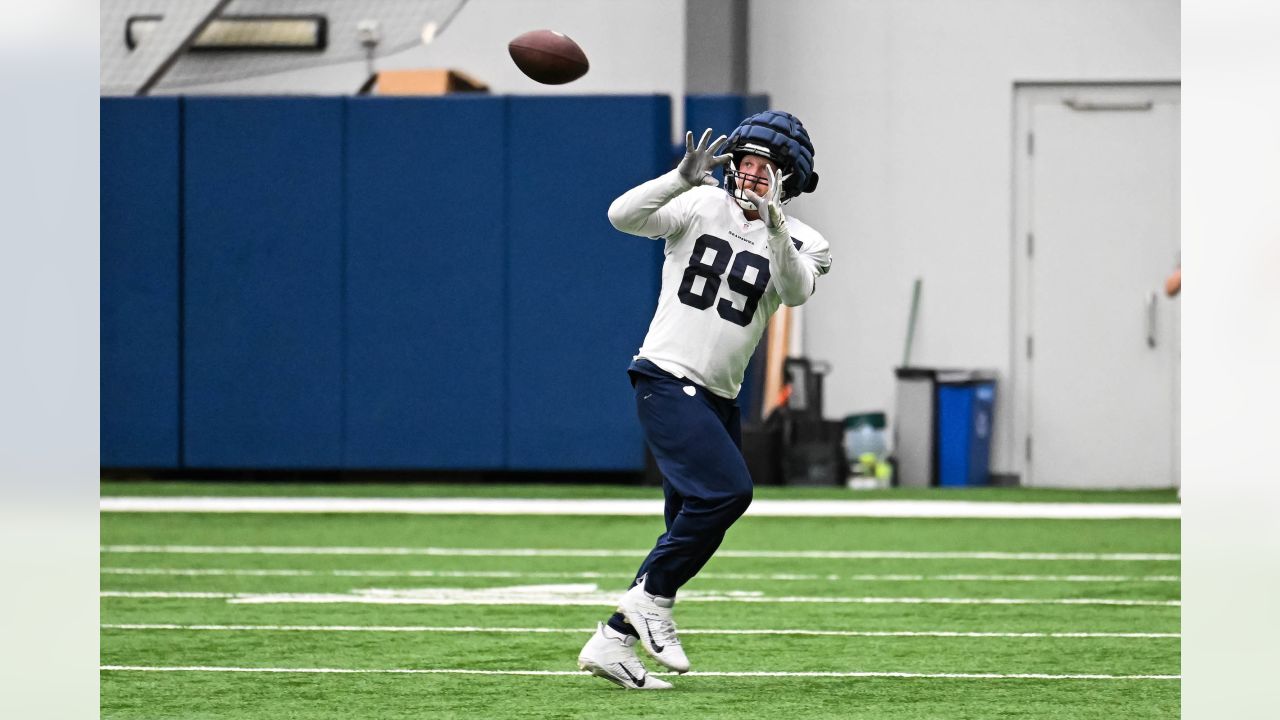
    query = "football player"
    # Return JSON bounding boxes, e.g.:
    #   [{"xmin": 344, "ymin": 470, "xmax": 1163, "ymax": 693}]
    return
[{"xmin": 577, "ymin": 111, "xmax": 832, "ymax": 690}]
